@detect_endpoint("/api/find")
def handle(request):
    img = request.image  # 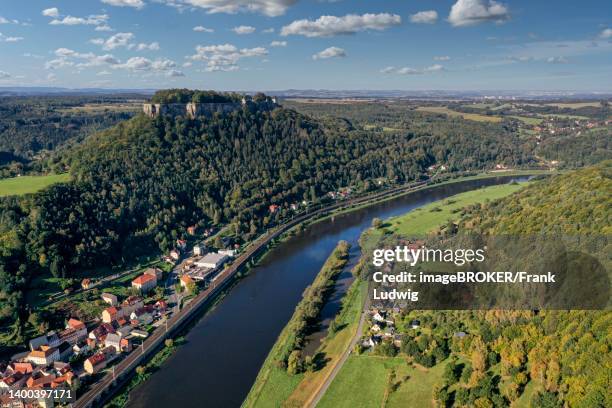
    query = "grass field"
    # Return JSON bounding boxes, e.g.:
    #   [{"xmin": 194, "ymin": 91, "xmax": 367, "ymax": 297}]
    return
[
  {"xmin": 416, "ymin": 106, "xmax": 502, "ymax": 123},
  {"xmin": 545, "ymin": 102, "xmax": 602, "ymax": 109},
  {"xmin": 371, "ymin": 182, "xmax": 527, "ymax": 239},
  {"xmin": 509, "ymin": 115, "xmax": 544, "ymax": 125},
  {"xmin": 0, "ymin": 173, "xmax": 70, "ymax": 197}
]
